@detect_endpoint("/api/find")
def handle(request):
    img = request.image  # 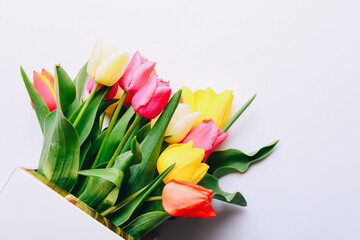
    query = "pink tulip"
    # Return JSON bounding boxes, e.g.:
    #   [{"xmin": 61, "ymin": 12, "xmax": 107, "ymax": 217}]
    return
[
  {"xmin": 87, "ymin": 78, "xmax": 118, "ymax": 100},
  {"xmin": 33, "ymin": 69, "xmax": 56, "ymax": 112},
  {"xmin": 132, "ymin": 75, "xmax": 171, "ymax": 119},
  {"xmin": 118, "ymin": 51, "xmax": 156, "ymax": 95},
  {"xmin": 181, "ymin": 119, "xmax": 228, "ymax": 161}
]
